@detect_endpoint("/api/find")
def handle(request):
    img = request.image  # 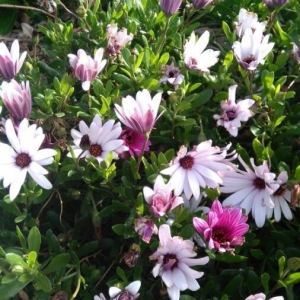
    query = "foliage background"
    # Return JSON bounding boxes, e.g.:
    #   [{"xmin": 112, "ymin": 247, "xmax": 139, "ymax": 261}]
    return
[{"xmin": 0, "ymin": 0, "xmax": 300, "ymax": 299}]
